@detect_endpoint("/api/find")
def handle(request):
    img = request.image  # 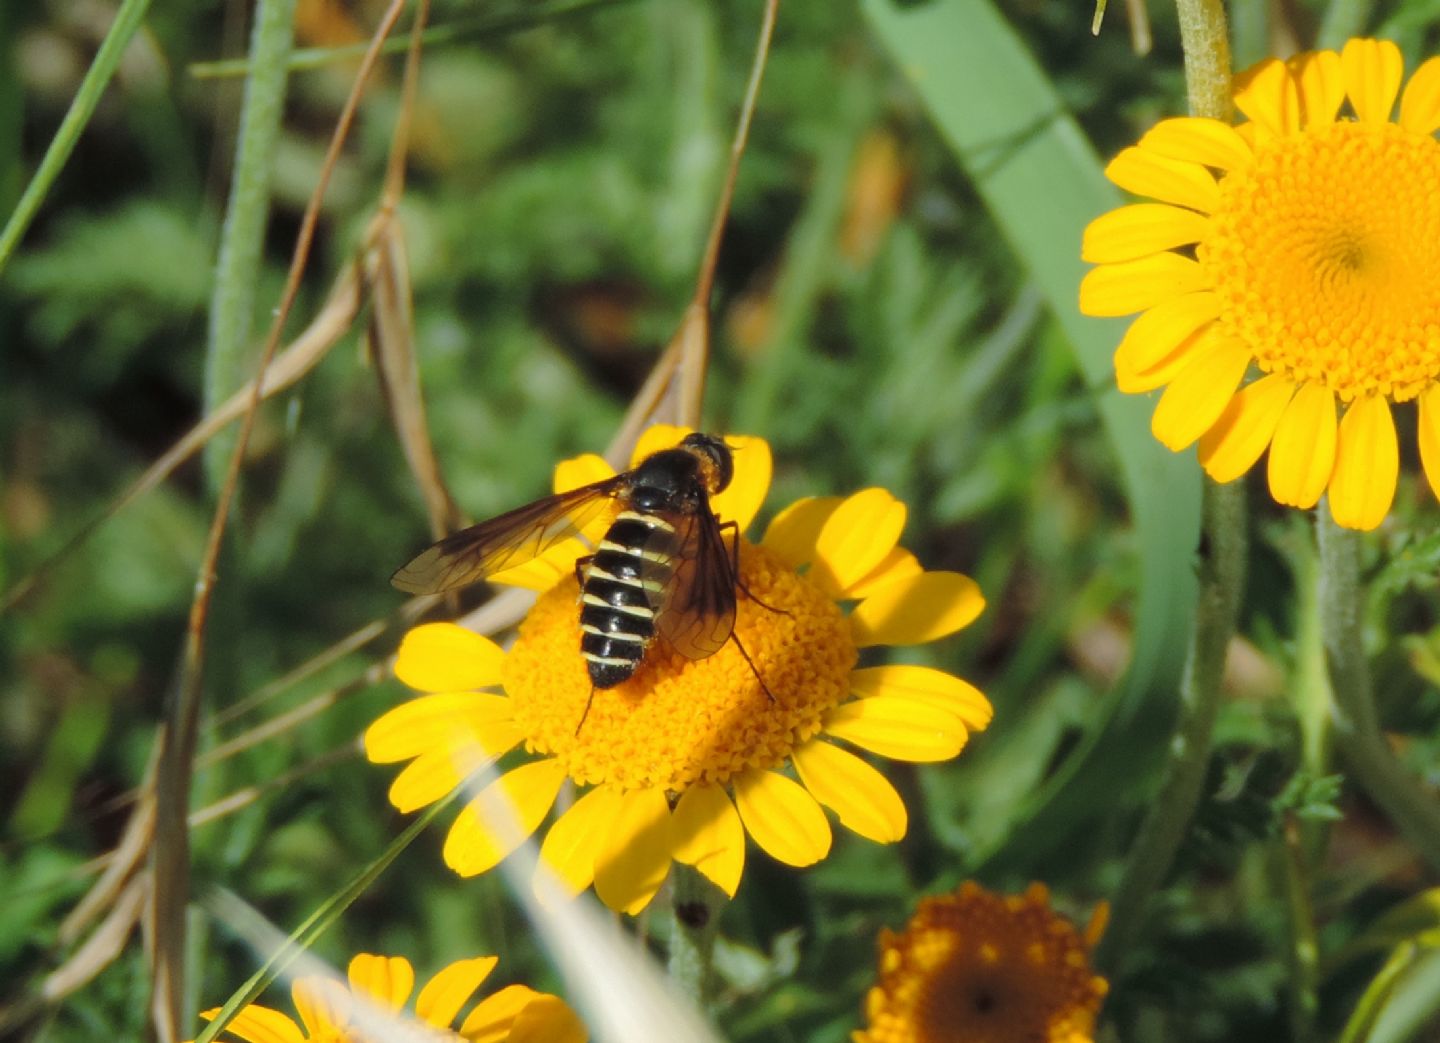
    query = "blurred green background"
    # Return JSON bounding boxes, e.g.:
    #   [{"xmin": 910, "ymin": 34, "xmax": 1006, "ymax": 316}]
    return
[{"xmin": 6, "ymin": 1, "xmax": 1440, "ymax": 1040}]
